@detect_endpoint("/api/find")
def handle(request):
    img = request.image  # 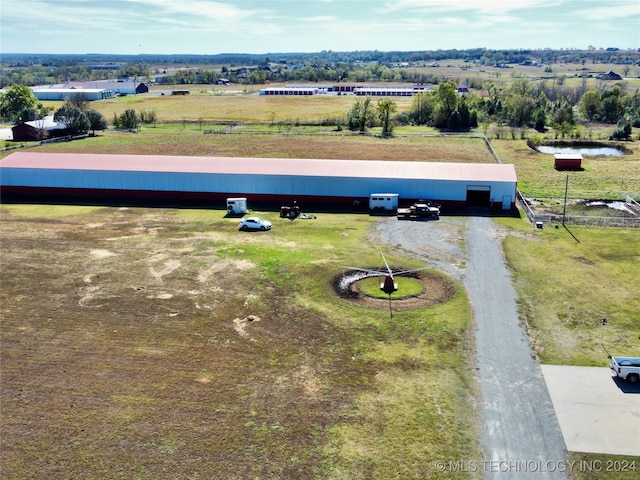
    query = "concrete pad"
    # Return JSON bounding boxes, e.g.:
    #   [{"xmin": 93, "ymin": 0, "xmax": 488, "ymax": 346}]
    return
[{"xmin": 541, "ymin": 365, "xmax": 640, "ymax": 456}]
